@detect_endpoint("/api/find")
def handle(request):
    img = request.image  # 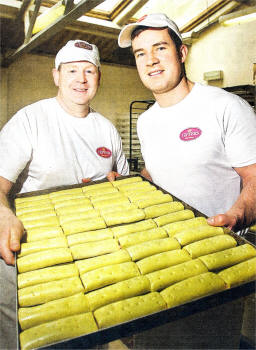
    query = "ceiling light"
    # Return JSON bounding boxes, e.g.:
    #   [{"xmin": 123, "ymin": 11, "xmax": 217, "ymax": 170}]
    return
[{"xmin": 219, "ymin": 6, "xmax": 256, "ymax": 26}]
